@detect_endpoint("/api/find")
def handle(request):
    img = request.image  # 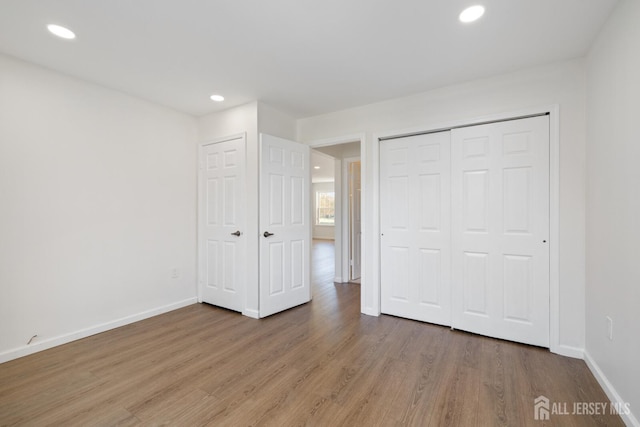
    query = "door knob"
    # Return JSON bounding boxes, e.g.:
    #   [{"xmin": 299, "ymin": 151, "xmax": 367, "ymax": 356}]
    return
[
  {"xmin": 263, "ymin": 231, "xmax": 274, "ymax": 238},
  {"xmin": 231, "ymin": 230, "xmax": 241, "ymax": 236}
]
